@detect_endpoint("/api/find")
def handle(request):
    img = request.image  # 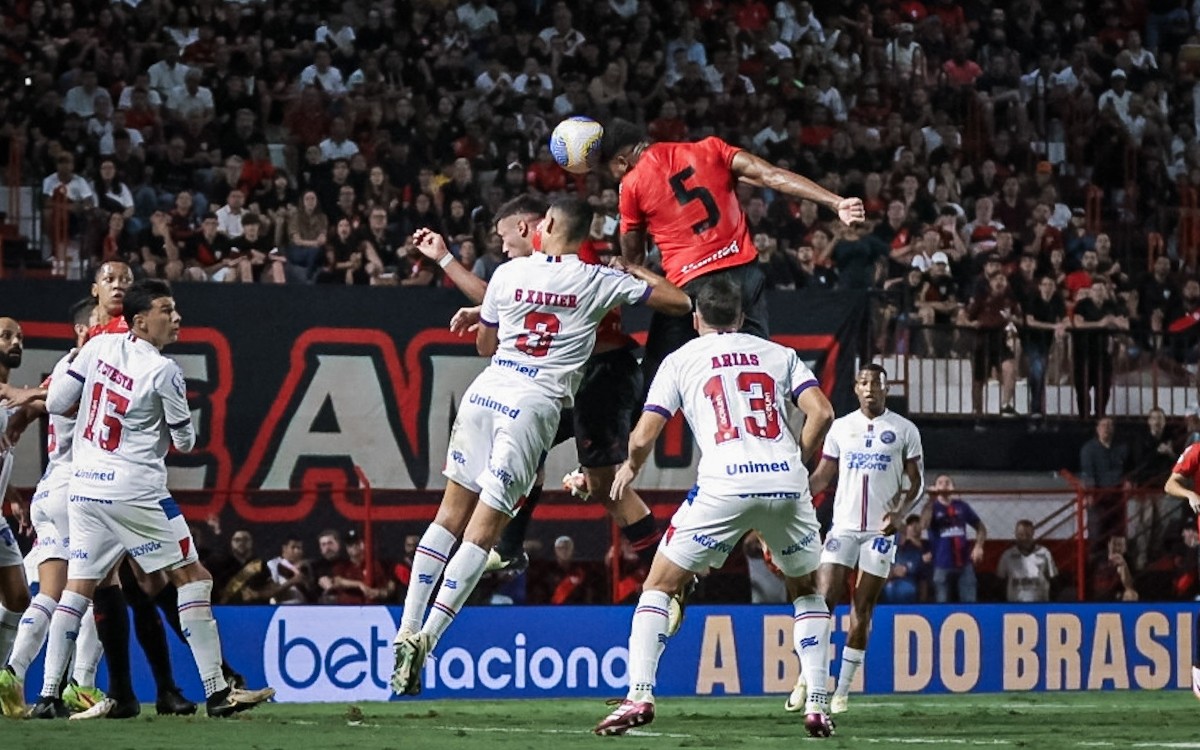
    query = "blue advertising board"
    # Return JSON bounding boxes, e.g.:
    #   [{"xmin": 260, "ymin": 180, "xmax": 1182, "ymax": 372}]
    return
[{"xmin": 20, "ymin": 603, "xmax": 1194, "ymax": 703}]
